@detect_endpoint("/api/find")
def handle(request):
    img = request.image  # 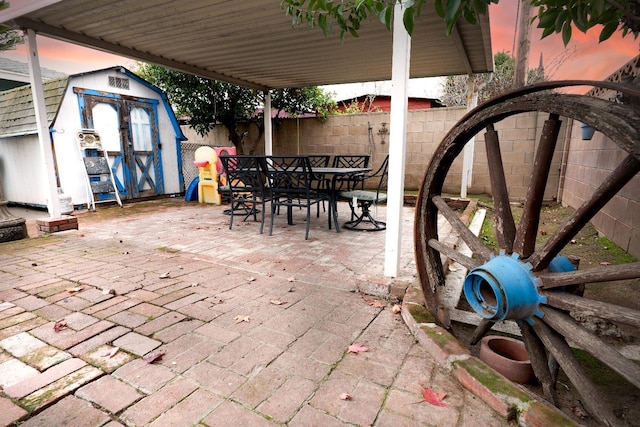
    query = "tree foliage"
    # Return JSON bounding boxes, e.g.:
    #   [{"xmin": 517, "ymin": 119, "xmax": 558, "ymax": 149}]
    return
[
  {"xmin": 135, "ymin": 63, "xmax": 334, "ymax": 154},
  {"xmin": 440, "ymin": 51, "xmax": 546, "ymax": 107},
  {"xmin": 281, "ymin": 0, "xmax": 639, "ymax": 45},
  {"xmin": 0, "ymin": 1, "xmax": 24, "ymax": 51}
]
